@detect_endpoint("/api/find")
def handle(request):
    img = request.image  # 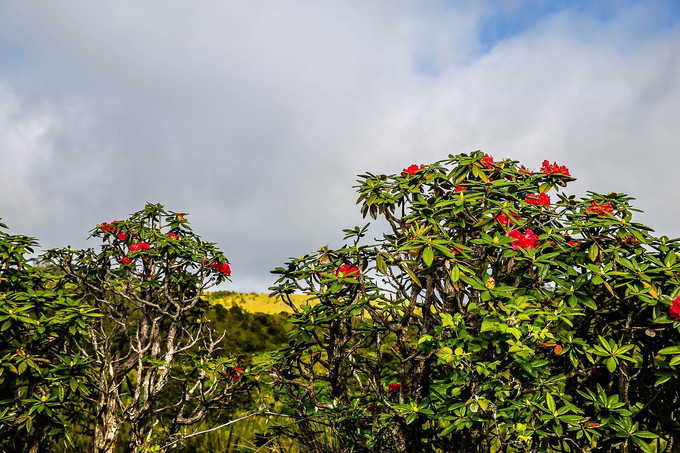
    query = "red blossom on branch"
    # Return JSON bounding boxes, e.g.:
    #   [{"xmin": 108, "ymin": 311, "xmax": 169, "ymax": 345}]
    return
[
  {"xmin": 401, "ymin": 164, "xmax": 424, "ymax": 177},
  {"xmin": 454, "ymin": 185, "xmax": 467, "ymax": 193},
  {"xmin": 205, "ymin": 261, "xmax": 231, "ymax": 276},
  {"xmin": 129, "ymin": 242, "xmax": 150, "ymax": 252},
  {"xmin": 525, "ymin": 193, "xmax": 550, "ymax": 206},
  {"xmin": 509, "ymin": 229, "xmax": 539, "ymax": 250},
  {"xmin": 231, "ymin": 366, "xmax": 244, "ymax": 381},
  {"xmin": 336, "ymin": 264, "xmax": 359, "ymax": 279},
  {"xmin": 167, "ymin": 233, "xmax": 179, "ymax": 239},
  {"xmin": 584, "ymin": 201, "xmax": 614, "ymax": 217},
  {"xmin": 100, "ymin": 221, "xmax": 120, "ymax": 233},
  {"xmin": 496, "ymin": 212, "xmax": 521, "ymax": 226},
  {"xmin": 670, "ymin": 296, "xmax": 680, "ymax": 321},
  {"xmin": 541, "ymin": 160, "xmax": 571, "ymax": 177},
  {"xmin": 117, "ymin": 232, "xmax": 128, "ymax": 241},
  {"xmin": 119, "ymin": 257, "xmax": 132, "ymax": 266},
  {"xmin": 388, "ymin": 382, "xmax": 400, "ymax": 392},
  {"xmin": 481, "ymin": 154, "xmax": 494, "ymax": 169}
]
